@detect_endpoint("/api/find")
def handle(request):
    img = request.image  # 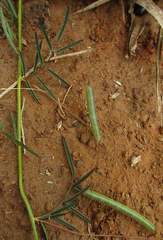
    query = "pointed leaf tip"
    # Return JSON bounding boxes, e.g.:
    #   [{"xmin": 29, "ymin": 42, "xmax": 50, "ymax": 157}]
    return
[
  {"xmin": 62, "ymin": 135, "xmax": 75, "ymax": 178},
  {"xmin": 56, "ymin": 6, "xmax": 69, "ymax": 43}
]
